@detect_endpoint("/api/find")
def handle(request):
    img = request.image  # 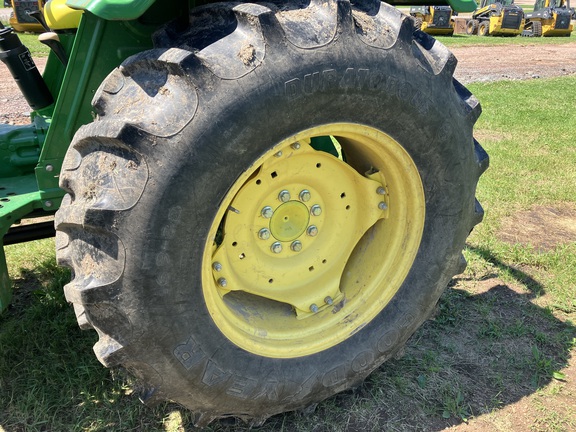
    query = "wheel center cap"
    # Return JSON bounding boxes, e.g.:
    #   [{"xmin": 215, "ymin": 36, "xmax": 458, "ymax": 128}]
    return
[{"xmin": 270, "ymin": 201, "xmax": 310, "ymax": 242}]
